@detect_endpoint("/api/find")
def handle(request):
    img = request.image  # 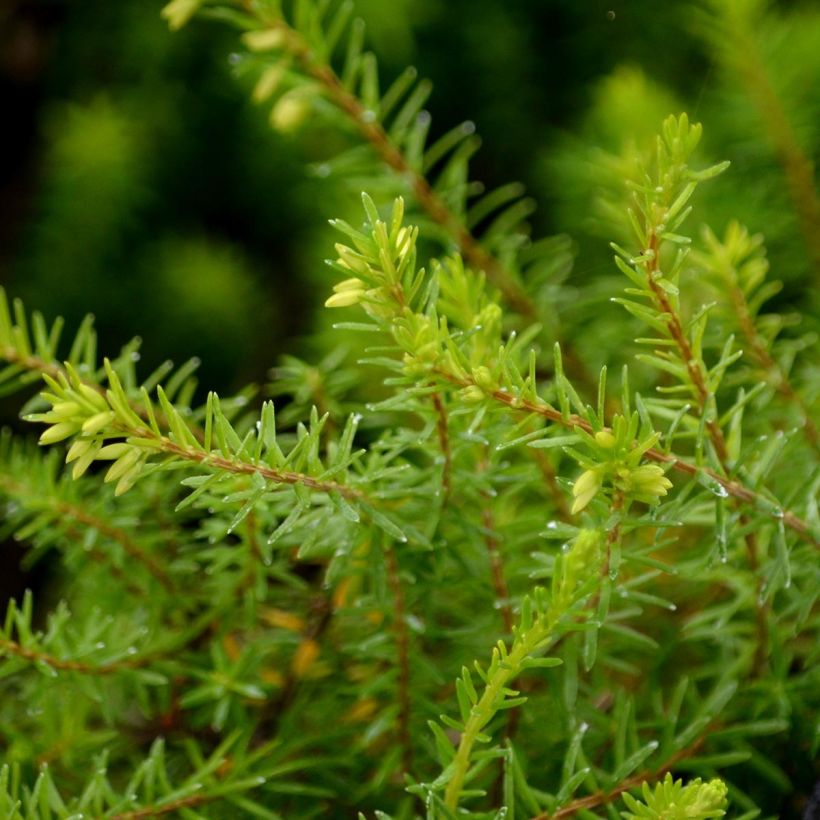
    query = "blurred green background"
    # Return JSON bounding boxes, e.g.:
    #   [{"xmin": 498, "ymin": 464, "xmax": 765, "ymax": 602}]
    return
[
  {"xmin": 1, "ymin": 0, "xmax": 818, "ymax": 596},
  {"xmin": 3, "ymin": 0, "xmax": 817, "ymax": 394}
]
